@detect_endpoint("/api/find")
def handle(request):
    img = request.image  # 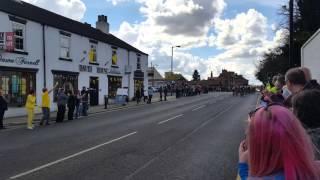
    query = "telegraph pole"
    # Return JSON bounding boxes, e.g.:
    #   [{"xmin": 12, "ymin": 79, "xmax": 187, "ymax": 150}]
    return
[{"xmin": 289, "ymin": 0, "xmax": 294, "ymax": 67}]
